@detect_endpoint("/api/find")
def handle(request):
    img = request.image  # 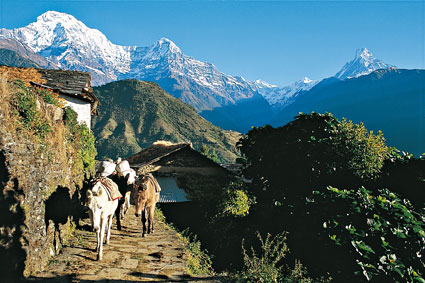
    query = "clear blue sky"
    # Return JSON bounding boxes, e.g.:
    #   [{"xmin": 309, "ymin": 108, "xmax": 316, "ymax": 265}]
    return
[{"xmin": 1, "ymin": 0, "xmax": 424, "ymax": 86}]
